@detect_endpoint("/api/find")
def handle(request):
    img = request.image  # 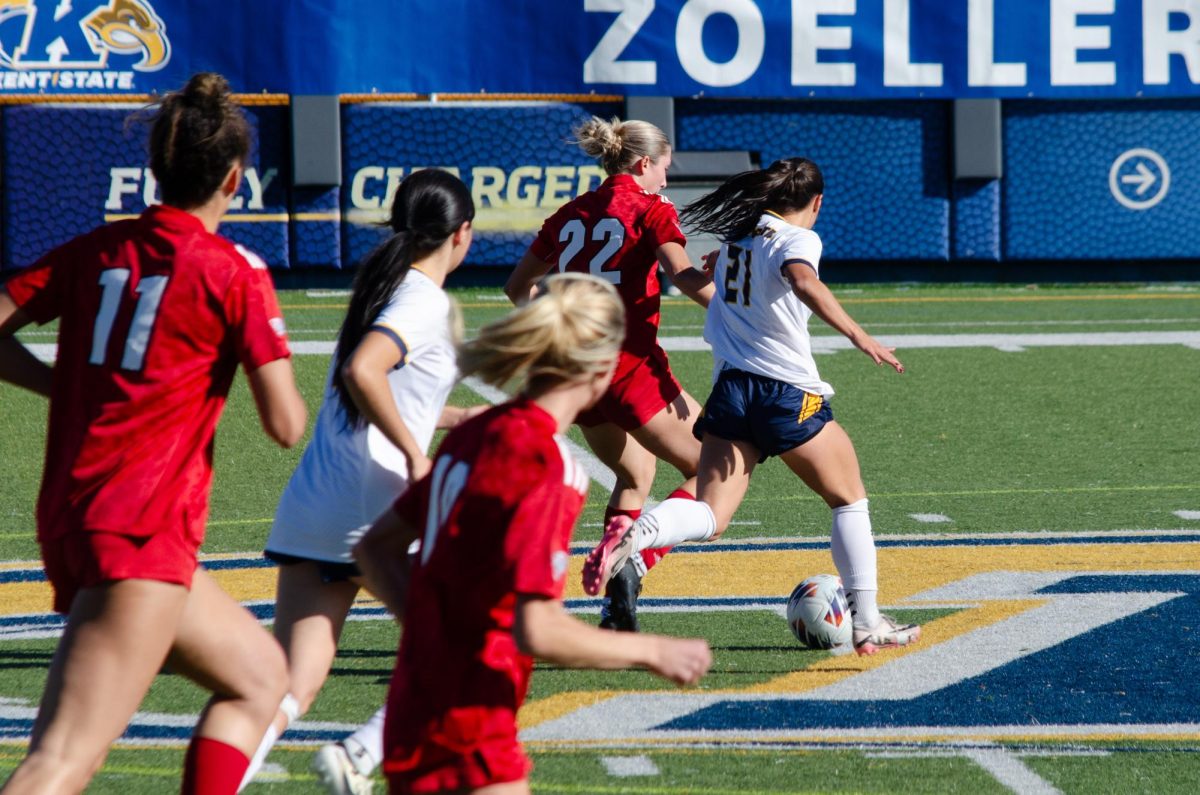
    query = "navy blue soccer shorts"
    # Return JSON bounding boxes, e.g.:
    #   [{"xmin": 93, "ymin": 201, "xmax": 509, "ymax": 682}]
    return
[{"xmin": 693, "ymin": 368, "xmax": 833, "ymax": 462}]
